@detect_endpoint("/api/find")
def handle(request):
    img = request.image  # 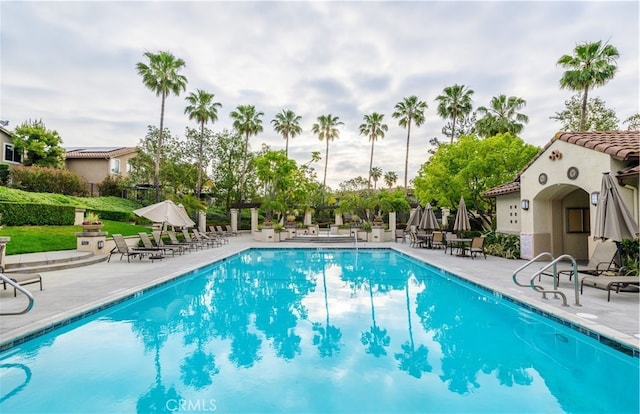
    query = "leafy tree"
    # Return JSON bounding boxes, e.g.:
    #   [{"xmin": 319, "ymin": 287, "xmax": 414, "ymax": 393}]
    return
[
  {"xmin": 550, "ymin": 94, "xmax": 619, "ymax": 131},
  {"xmin": 184, "ymin": 89, "xmax": 221, "ymax": 198},
  {"xmin": 622, "ymin": 114, "xmax": 640, "ymax": 130},
  {"xmin": 476, "ymin": 95, "xmax": 529, "ymax": 137},
  {"xmin": 312, "ymin": 114, "xmax": 343, "ymax": 203},
  {"xmin": 440, "ymin": 111, "xmax": 477, "ymax": 144},
  {"xmin": 210, "ymin": 129, "xmax": 248, "ymax": 211},
  {"xmin": 230, "ymin": 105, "xmax": 264, "ymax": 204},
  {"xmin": 435, "ymin": 84, "xmax": 474, "ymax": 144},
  {"xmin": 359, "ymin": 112, "xmax": 388, "ymax": 189},
  {"xmin": 413, "ymin": 133, "xmax": 538, "ymax": 225},
  {"xmin": 12, "ymin": 119, "xmax": 65, "ymax": 168},
  {"xmin": 392, "ymin": 96, "xmax": 428, "ymax": 191},
  {"xmin": 557, "ymin": 40, "xmax": 619, "ymax": 131},
  {"xmin": 136, "ymin": 50, "xmax": 188, "ymax": 202},
  {"xmin": 383, "ymin": 171, "xmax": 398, "ymax": 189},
  {"xmin": 337, "ymin": 176, "xmax": 368, "ymax": 193},
  {"xmin": 370, "ymin": 166, "xmax": 383, "ymax": 189},
  {"xmin": 271, "ymin": 109, "xmax": 302, "ymax": 157}
]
